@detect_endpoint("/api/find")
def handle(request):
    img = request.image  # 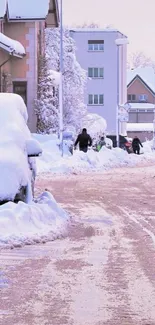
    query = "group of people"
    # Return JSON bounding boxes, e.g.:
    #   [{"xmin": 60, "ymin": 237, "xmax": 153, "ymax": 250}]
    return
[{"xmin": 74, "ymin": 128, "xmax": 143, "ymax": 155}]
